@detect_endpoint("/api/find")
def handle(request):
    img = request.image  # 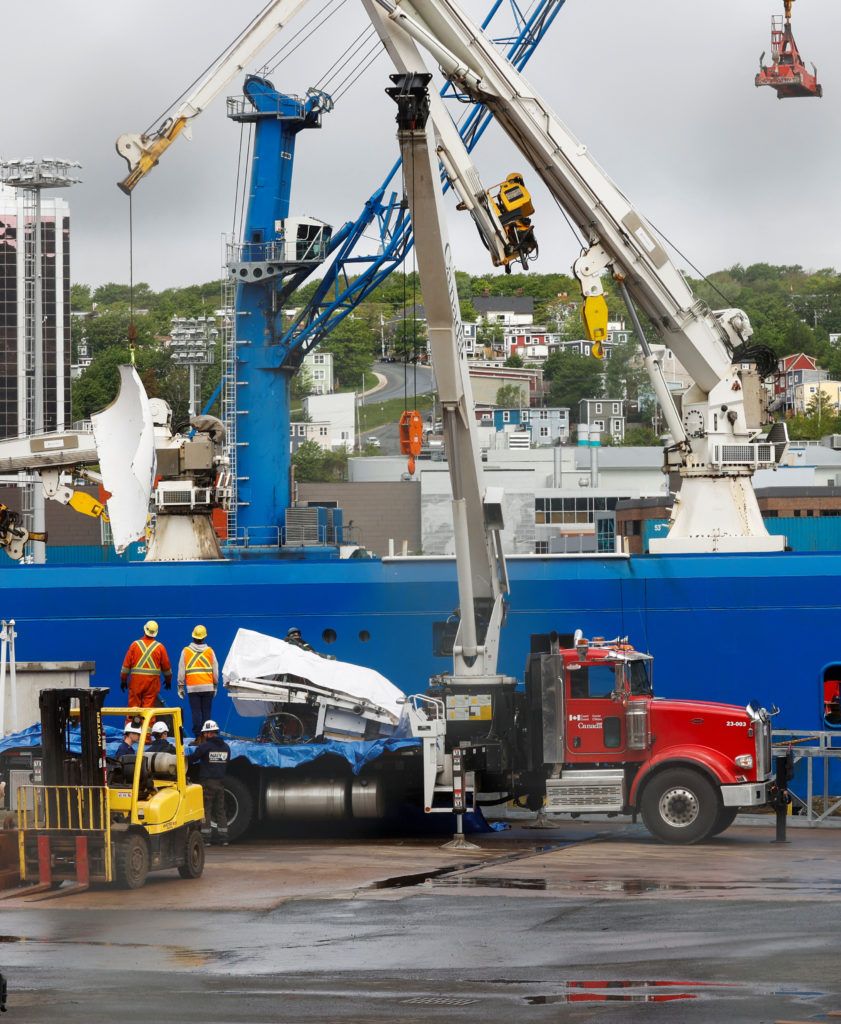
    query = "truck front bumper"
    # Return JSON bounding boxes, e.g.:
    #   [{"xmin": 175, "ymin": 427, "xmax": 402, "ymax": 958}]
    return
[{"xmin": 721, "ymin": 780, "xmax": 769, "ymax": 808}]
